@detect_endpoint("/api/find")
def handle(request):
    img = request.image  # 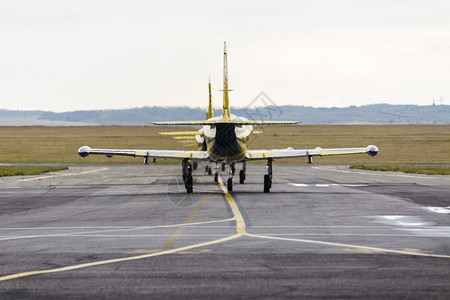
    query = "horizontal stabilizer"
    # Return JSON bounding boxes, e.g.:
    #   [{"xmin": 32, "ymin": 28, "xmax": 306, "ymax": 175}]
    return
[{"xmin": 172, "ymin": 136, "xmax": 197, "ymax": 140}]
